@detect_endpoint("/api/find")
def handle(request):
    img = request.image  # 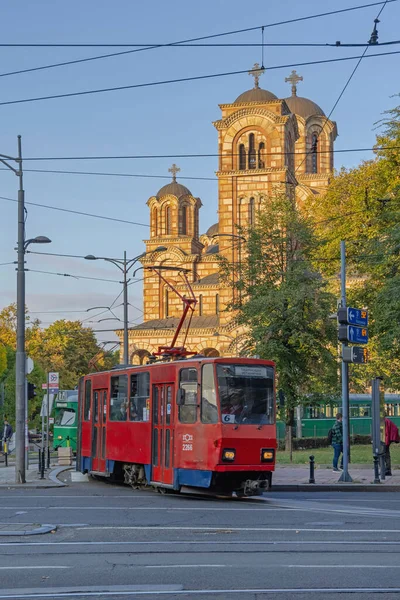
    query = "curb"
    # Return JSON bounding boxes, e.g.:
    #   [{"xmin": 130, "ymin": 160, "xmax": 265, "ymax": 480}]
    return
[
  {"xmin": 0, "ymin": 524, "xmax": 57, "ymax": 537},
  {"xmin": 0, "ymin": 466, "xmax": 72, "ymax": 489},
  {"xmin": 272, "ymin": 484, "xmax": 400, "ymax": 492}
]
